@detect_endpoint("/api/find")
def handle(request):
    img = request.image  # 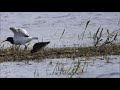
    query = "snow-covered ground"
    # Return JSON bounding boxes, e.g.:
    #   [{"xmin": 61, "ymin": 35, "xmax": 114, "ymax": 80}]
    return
[
  {"xmin": 0, "ymin": 12, "xmax": 120, "ymax": 48},
  {"xmin": 0, "ymin": 12, "xmax": 120, "ymax": 78},
  {"xmin": 0, "ymin": 55, "xmax": 120, "ymax": 78}
]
